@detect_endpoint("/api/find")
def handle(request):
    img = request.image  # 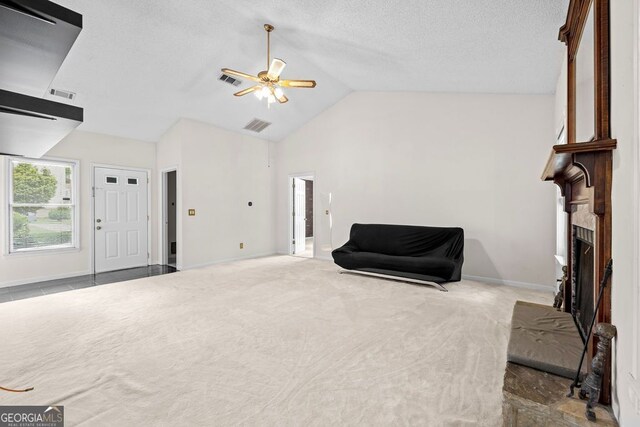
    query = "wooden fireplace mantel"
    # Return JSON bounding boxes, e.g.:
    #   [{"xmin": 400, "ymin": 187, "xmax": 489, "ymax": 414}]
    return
[
  {"xmin": 542, "ymin": 139, "xmax": 616, "ymax": 215},
  {"xmin": 542, "ymin": 139, "xmax": 616, "ymax": 182},
  {"xmin": 542, "ymin": 0, "xmax": 615, "ymax": 405}
]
